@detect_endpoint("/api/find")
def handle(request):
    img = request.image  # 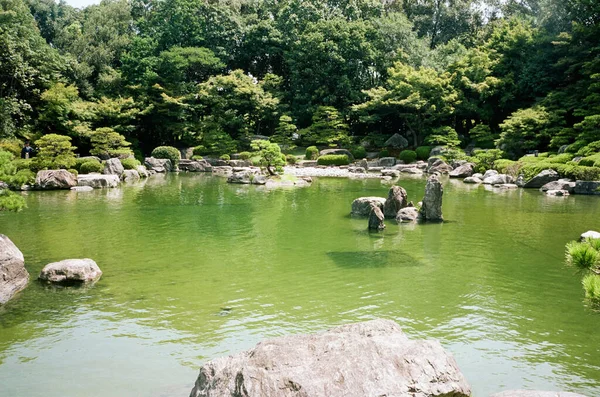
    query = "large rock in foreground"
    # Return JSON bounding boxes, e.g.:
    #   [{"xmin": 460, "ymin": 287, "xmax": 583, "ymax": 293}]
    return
[
  {"xmin": 39, "ymin": 259, "xmax": 102, "ymax": 285},
  {"xmin": 491, "ymin": 391, "xmax": 588, "ymax": 397},
  {"xmin": 0, "ymin": 235, "xmax": 29, "ymax": 305},
  {"xmin": 35, "ymin": 170, "xmax": 77, "ymax": 190},
  {"xmin": 419, "ymin": 175, "xmax": 444, "ymax": 222},
  {"xmin": 351, "ymin": 197, "xmax": 386, "ymax": 216},
  {"xmin": 190, "ymin": 319, "xmax": 471, "ymax": 397},
  {"xmin": 103, "ymin": 158, "xmax": 124, "ymax": 176}
]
